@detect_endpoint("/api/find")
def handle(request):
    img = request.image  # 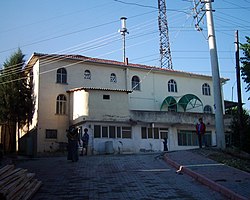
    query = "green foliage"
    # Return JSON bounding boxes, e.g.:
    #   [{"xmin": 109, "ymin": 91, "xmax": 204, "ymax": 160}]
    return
[
  {"xmin": 0, "ymin": 48, "xmax": 33, "ymax": 128},
  {"xmin": 240, "ymin": 36, "xmax": 250, "ymax": 99},
  {"xmin": 229, "ymin": 108, "xmax": 250, "ymax": 153}
]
